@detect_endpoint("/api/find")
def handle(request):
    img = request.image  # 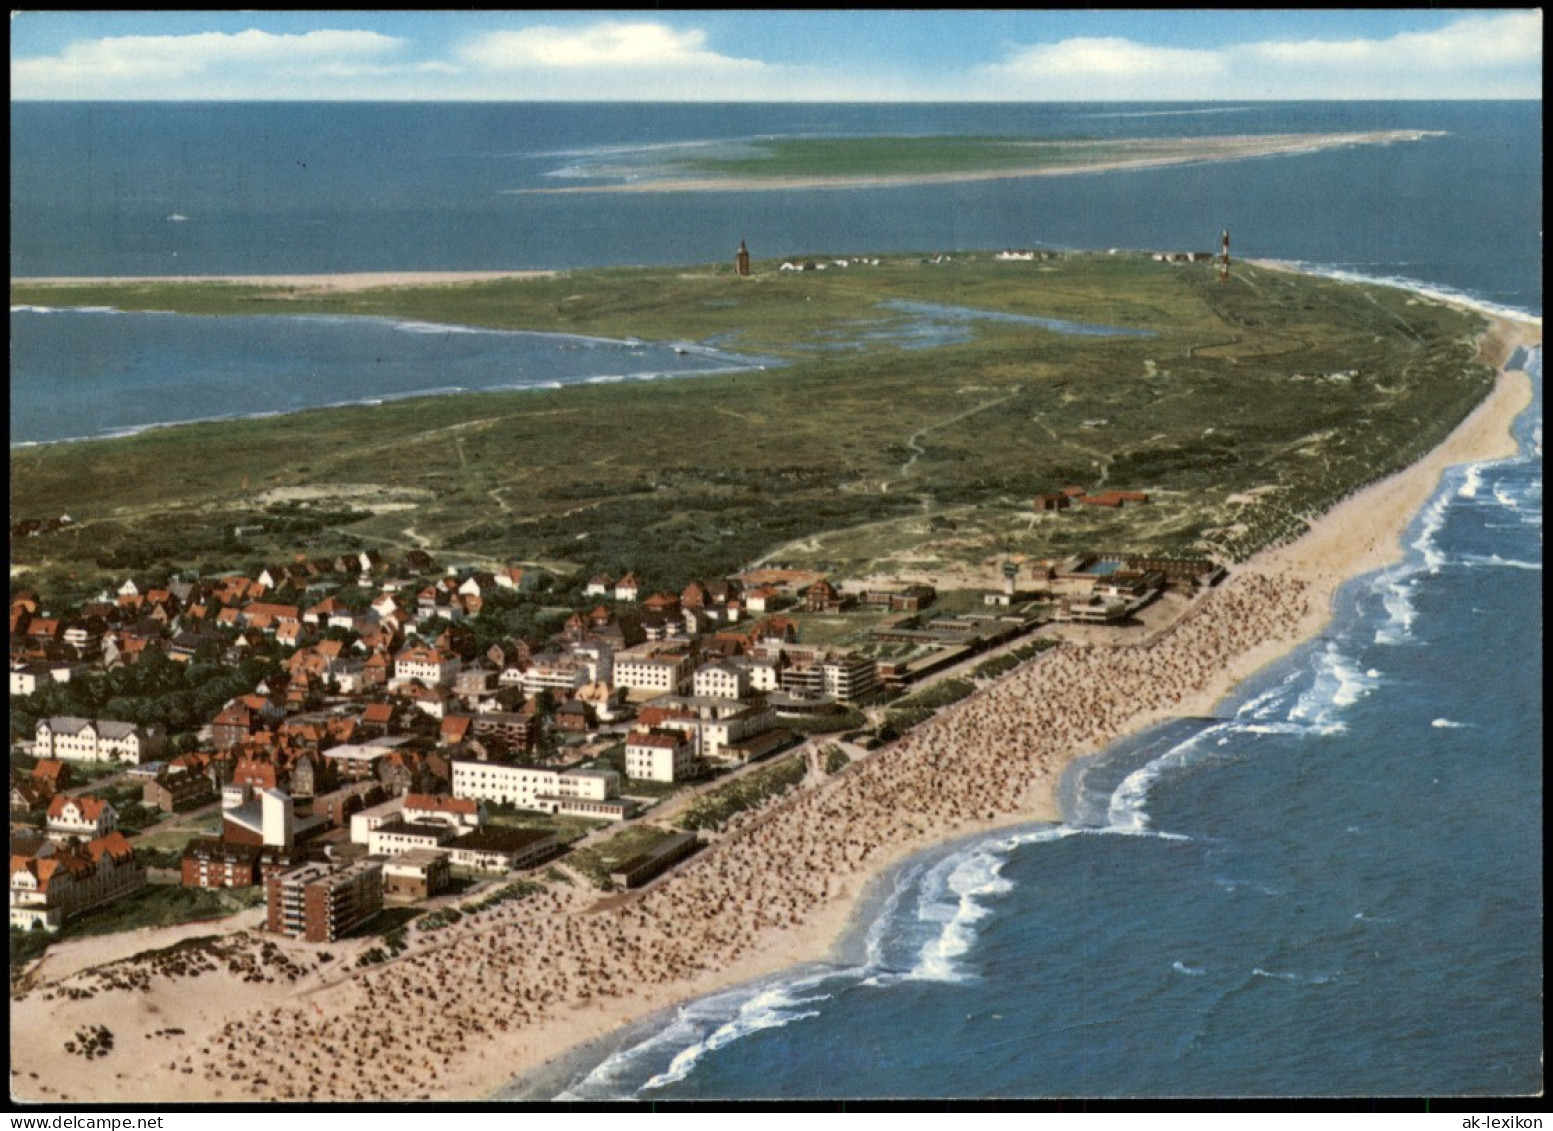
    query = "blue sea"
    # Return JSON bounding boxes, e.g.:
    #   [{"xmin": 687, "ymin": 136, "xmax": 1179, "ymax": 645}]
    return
[{"xmin": 9, "ymin": 101, "xmax": 1542, "ymax": 1098}]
